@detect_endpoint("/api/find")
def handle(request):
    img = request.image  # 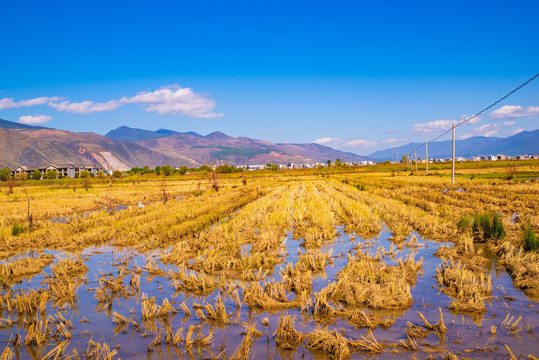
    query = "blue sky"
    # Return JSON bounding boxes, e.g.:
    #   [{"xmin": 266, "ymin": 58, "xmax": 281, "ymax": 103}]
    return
[{"xmin": 1, "ymin": 0, "xmax": 538, "ymax": 155}]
